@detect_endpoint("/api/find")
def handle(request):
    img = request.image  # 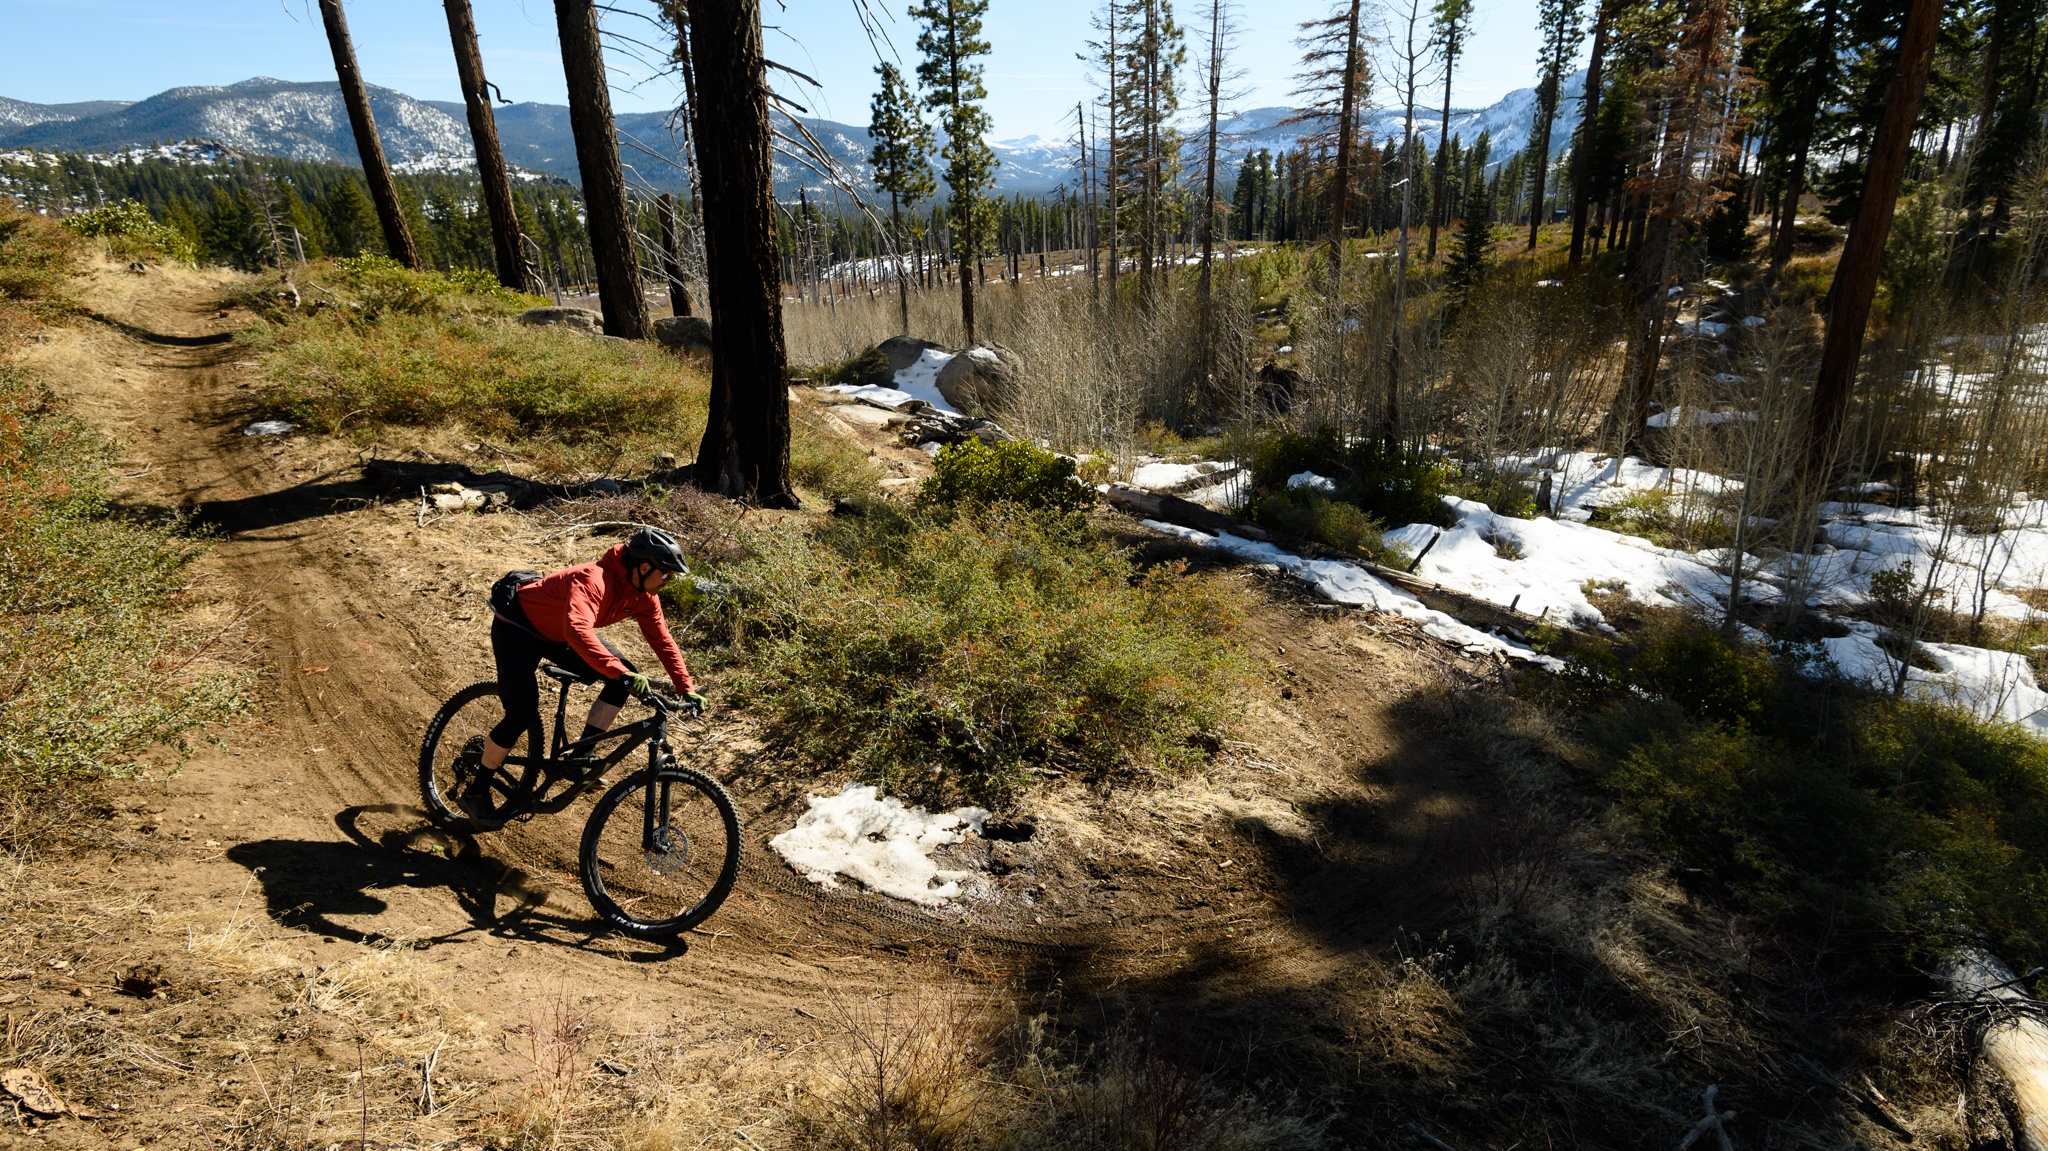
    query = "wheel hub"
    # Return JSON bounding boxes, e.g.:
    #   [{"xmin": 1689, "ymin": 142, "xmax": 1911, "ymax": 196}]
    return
[{"xmin": 645, "ymin": 826, "xmax": 691, "ymax": 874}]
